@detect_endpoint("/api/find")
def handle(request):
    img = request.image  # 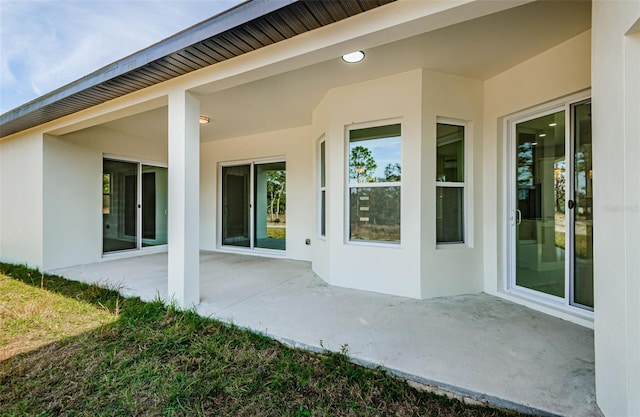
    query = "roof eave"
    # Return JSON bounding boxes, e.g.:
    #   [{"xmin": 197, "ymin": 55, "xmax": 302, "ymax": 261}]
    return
[{"xmin": 0, "ymin": 0, "xmax": 300, "ymax": 136}]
